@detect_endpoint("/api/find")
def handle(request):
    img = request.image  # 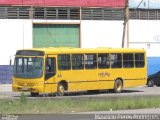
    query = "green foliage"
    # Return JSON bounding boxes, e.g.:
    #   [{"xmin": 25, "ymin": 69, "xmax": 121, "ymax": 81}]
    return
[
  {"xmin": 20, "ymin": 92, "xmax": 27, "ymax": 103},
  {"xmin": 0, "ymin": 96, "xmax": 160, "ymax": 114}
]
